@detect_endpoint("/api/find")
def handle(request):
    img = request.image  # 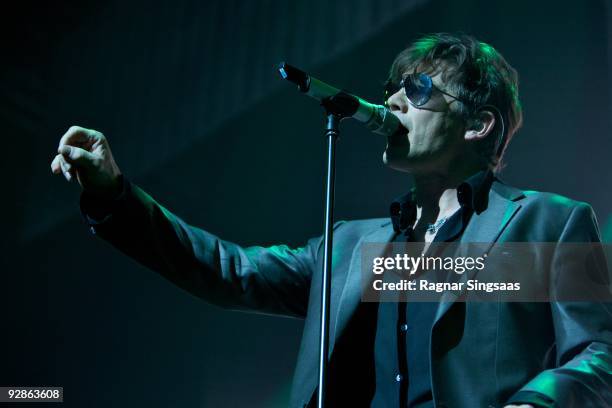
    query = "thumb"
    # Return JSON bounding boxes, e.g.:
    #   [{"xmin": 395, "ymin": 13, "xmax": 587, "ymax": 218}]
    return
[{"xmin": 58, "ymin": 145, "xmax": 94, "ymax": 166}]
